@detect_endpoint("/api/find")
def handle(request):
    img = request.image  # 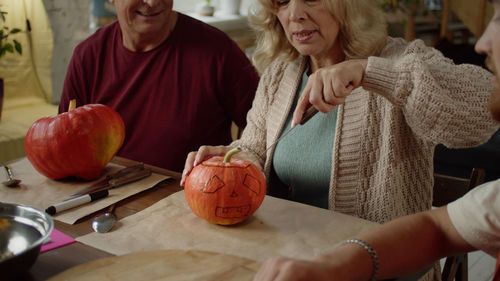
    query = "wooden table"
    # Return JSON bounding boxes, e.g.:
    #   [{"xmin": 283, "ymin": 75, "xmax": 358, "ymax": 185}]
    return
[
  {"xmin": 13, "ymin": 157, "xmax": 428, "ymax": 281},
  {"xmin": 22, "ymin": 157, "xmax": 183, "ymax": 281}
]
